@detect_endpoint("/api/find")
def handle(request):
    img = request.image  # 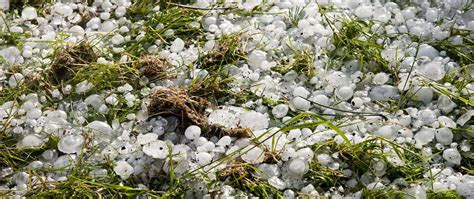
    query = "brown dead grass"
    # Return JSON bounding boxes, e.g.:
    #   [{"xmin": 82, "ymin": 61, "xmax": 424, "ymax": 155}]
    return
[
  {"xmin": 134, "ymin": 55, "xmax": 173, "ymax": 80},
  {"xmin": 49, "ymin": 42, "xmax": 97, "ymax": 85},
  {"xmin": 148, "ymin": 87, "xmax": 212, "ymax": 128}
]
